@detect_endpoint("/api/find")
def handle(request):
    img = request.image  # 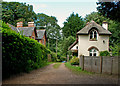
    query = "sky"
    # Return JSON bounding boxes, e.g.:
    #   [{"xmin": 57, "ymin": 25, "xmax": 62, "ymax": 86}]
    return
[{"xmin": 3, "ymin": 0, "xmax": 98, "ymax": 27}]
